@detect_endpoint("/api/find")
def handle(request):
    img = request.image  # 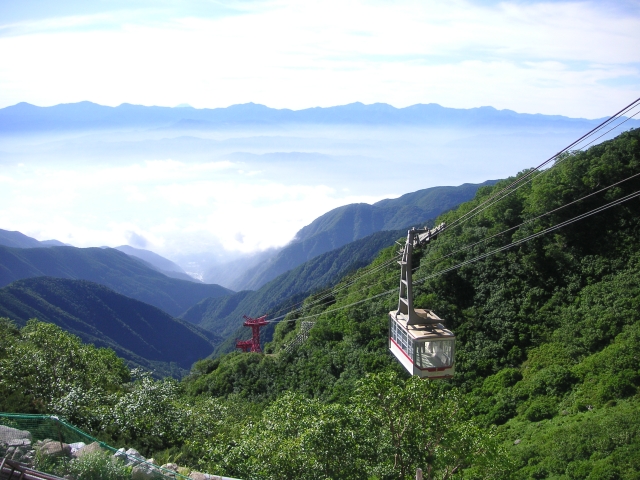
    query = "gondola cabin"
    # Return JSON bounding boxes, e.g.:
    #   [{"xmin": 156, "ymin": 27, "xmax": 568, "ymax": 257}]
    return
[
  {"xmin": 389, "ymin": 309, "xmax": 455, "ymax": 379},
  {"xmin": 389, "ymin": 224, "xmax": 455, "ymax": 378}
]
